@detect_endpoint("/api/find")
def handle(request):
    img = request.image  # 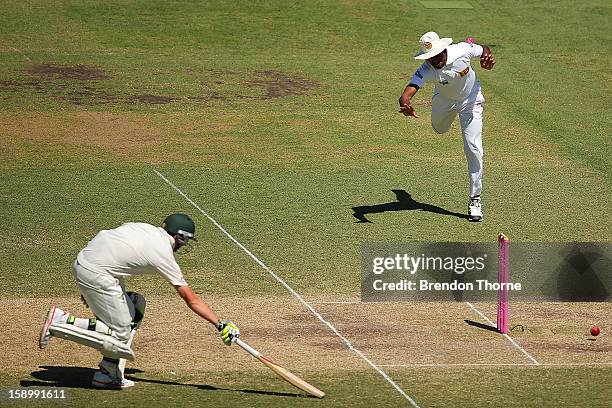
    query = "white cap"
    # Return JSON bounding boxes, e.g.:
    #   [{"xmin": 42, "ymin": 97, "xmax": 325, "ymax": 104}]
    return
[{"xmin": 414, "ymin": 32, "xmax": 453, "ymax": 60}]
